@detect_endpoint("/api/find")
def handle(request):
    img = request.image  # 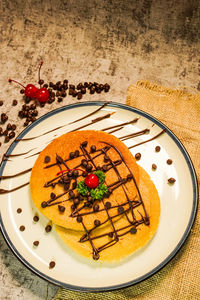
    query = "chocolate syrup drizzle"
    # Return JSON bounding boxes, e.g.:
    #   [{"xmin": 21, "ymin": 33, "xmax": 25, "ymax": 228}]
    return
[{"xmin": 42, "ymin": 139, "xmax": 150, "ymax": 260}]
